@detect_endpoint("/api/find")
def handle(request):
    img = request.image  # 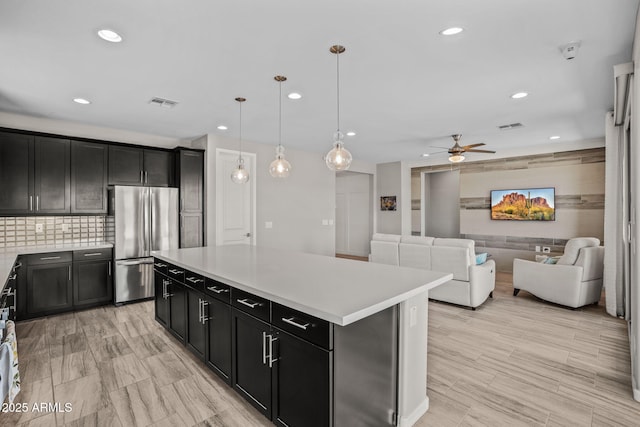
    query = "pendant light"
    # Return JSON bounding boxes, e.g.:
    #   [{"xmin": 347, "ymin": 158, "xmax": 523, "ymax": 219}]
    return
[
  {"xmin": 269, "ymin": 75, "xmax": 292, "ymax": 178},
  {"xmin": 325, "ymin": 45, "xmax": 352, "ymax": 171},
  {"xmin": 231, "ymin": 97, "xmax": 250, "ymax": 184}
]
